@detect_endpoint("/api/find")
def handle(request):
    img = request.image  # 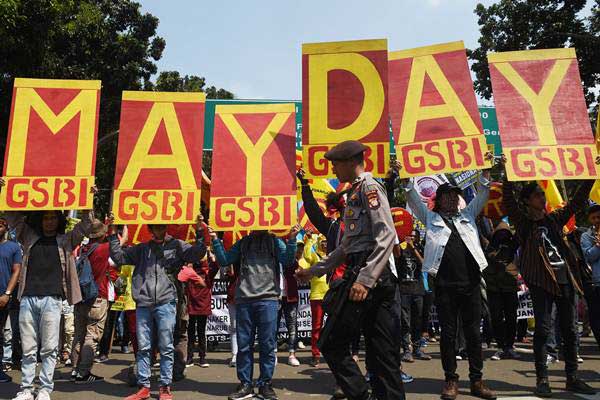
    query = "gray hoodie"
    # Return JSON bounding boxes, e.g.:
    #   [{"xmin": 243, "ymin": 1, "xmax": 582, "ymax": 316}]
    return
[{"xmin": 109, "ymin": 234, "xmax": 206, "ymax": 307}]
